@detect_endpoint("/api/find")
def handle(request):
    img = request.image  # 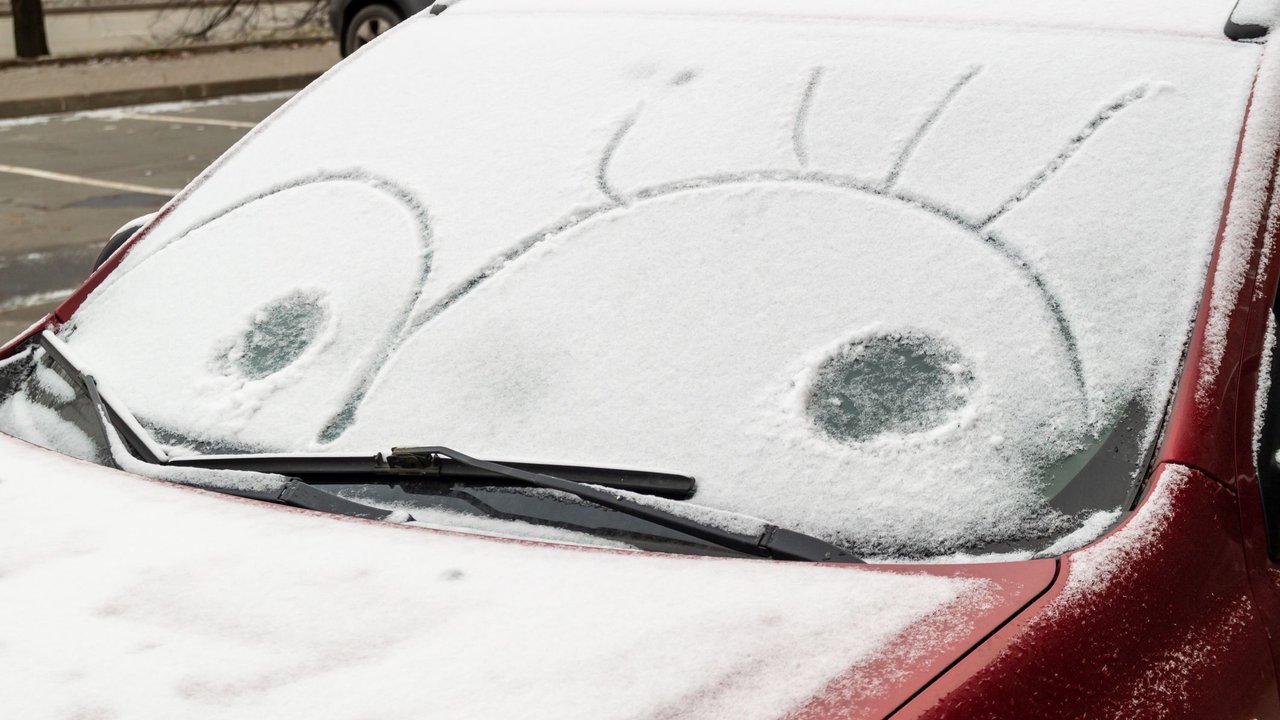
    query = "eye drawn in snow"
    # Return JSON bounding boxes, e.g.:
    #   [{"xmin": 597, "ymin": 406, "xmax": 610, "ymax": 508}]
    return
[
  {"xmin": 64, "ymin": 170, "xmax": 432, "ymax": 447},
  {"xmin": 805, "ymin": 331, "xmax": 975, "ymax": 444},
  {"xmin": 189, "ymin": 172, "xmax": 431, "ymax": 442},
  {"xmin": 351, "ymin": 63, "xmax": 1156, "ymax": 453},
  {"xmin": 68, "ymin": 63, "xmax": 1158, "ymax": 467},
  {"xmin": 213, "ymin": 289, "xmax": 332, "ymax": 381}
]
